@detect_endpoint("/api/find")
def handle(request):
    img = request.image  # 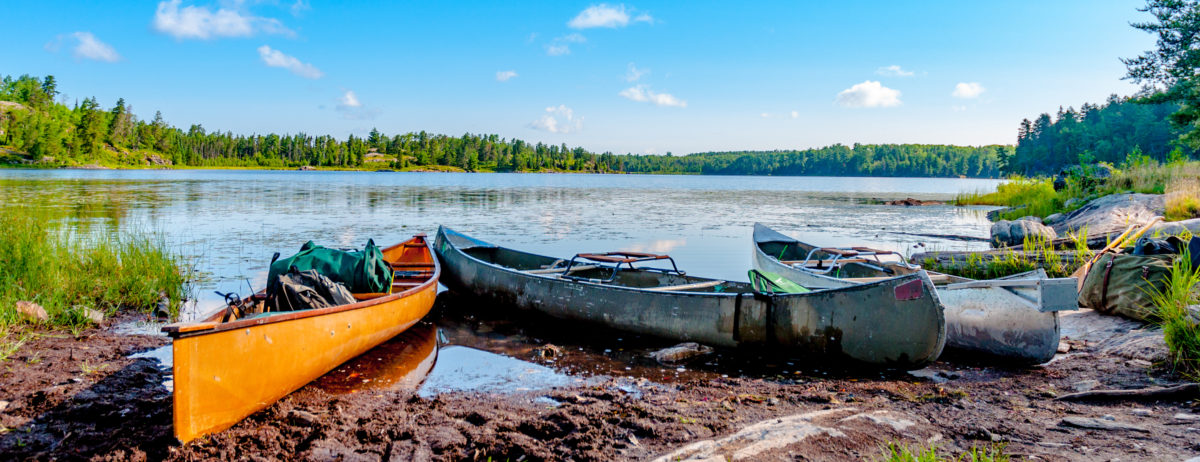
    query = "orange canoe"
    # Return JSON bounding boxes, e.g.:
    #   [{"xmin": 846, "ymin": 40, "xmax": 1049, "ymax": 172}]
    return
[{"xmin": 162, "ymin": 234, "xmax": 440, "ymax": 443}]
